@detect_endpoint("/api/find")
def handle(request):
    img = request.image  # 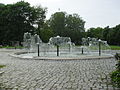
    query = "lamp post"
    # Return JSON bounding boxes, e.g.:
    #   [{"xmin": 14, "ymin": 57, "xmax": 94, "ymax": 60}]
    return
[
  {"xmin": 81, "ymin": 46, "xmax": 84, "ymax": 54},
  {"xmin": 98, "ymin": 39, "xmax": 101, "ymax": 56},
  {"xmin": 57, "ymin": 45, "xmax": 59, "ymax": 56},
  {"xmin": 68, "ymin": 41, "xmax": 71, "ymax": 53},
  {"xmin": 88, "ymin": 37, "xmax": 90, "ymax": 46},
  {"xmin": 56, "ymin": 36, "xmax": 60, "ymax": 56},
  {"xmin": 37, "ymin": 43, "xmax": 40, "ymax": 56}
]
